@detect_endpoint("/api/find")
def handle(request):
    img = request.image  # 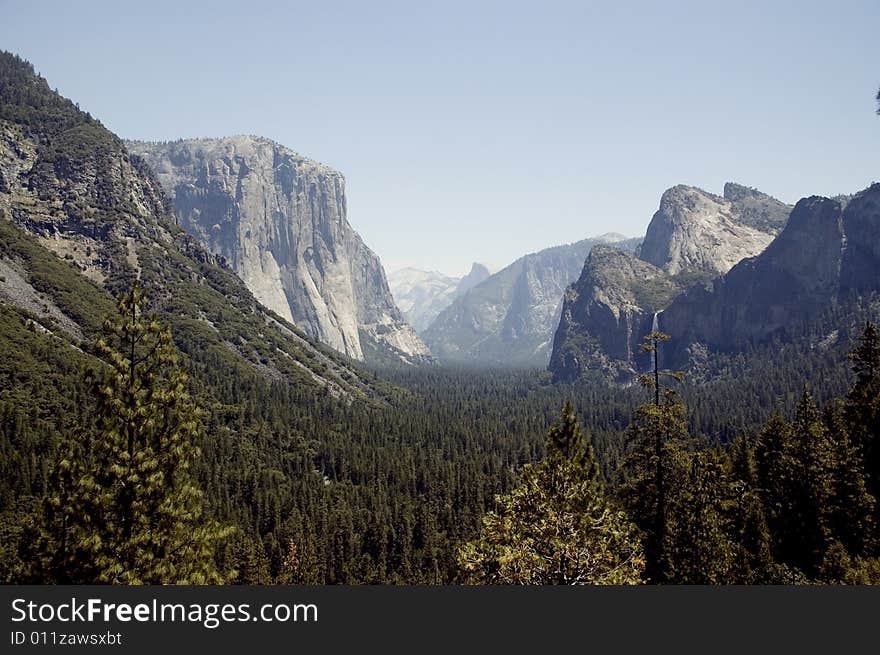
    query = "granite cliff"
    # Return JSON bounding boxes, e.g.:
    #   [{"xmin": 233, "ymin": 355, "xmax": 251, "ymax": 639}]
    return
[
  {"xmin": 0, "ymin": 52, "xmax": 380, "ymax": 401},
  {"xmin": 659, "ymin": 184, "xmax": 880, "ymax": 368},
  {"xmin": 548, "ymin": 246, "xmax": 680, "ymax": 381},
  {"xmin": 126, "ymin": 137, "xmax": 432, "ymax": 365},
  {"xmin": 638, "ymin": 183, "xmax": 789, "ymax": 276},
  {"xmin": 549, "ymin": 184, "xmax": 791, "ymax": 381}
]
